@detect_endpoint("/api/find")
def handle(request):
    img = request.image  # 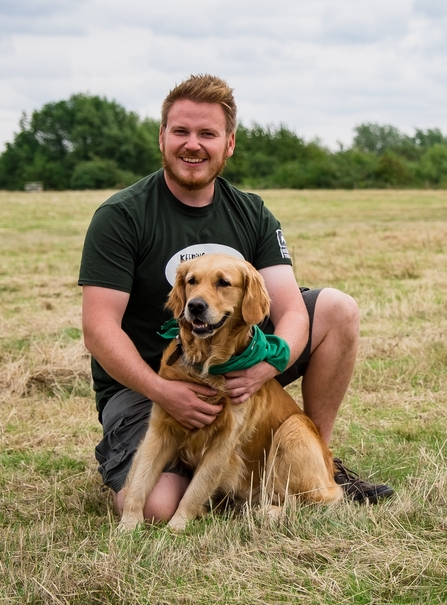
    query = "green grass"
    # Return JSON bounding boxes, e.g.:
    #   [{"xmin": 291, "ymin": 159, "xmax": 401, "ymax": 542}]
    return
[{"xmin": 1, "ymin": 189, "xmax": 446, "ymax": 604}]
